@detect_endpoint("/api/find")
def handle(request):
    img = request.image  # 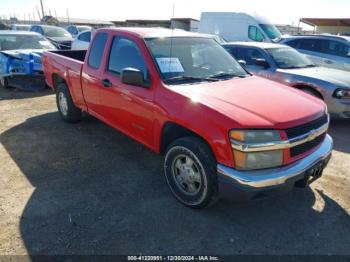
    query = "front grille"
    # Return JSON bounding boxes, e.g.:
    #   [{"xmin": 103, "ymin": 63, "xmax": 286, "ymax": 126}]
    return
[
  {"xmin": 290, "ymin": 133, "xmax": 326, "ymax": 157},
  {"xmin": 286, "ymin": 114, "xmax": 328, "ymax": 138},
  {"xmin": 286, "ymin": 114, "xmax": 328, "ymax": 158}
]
